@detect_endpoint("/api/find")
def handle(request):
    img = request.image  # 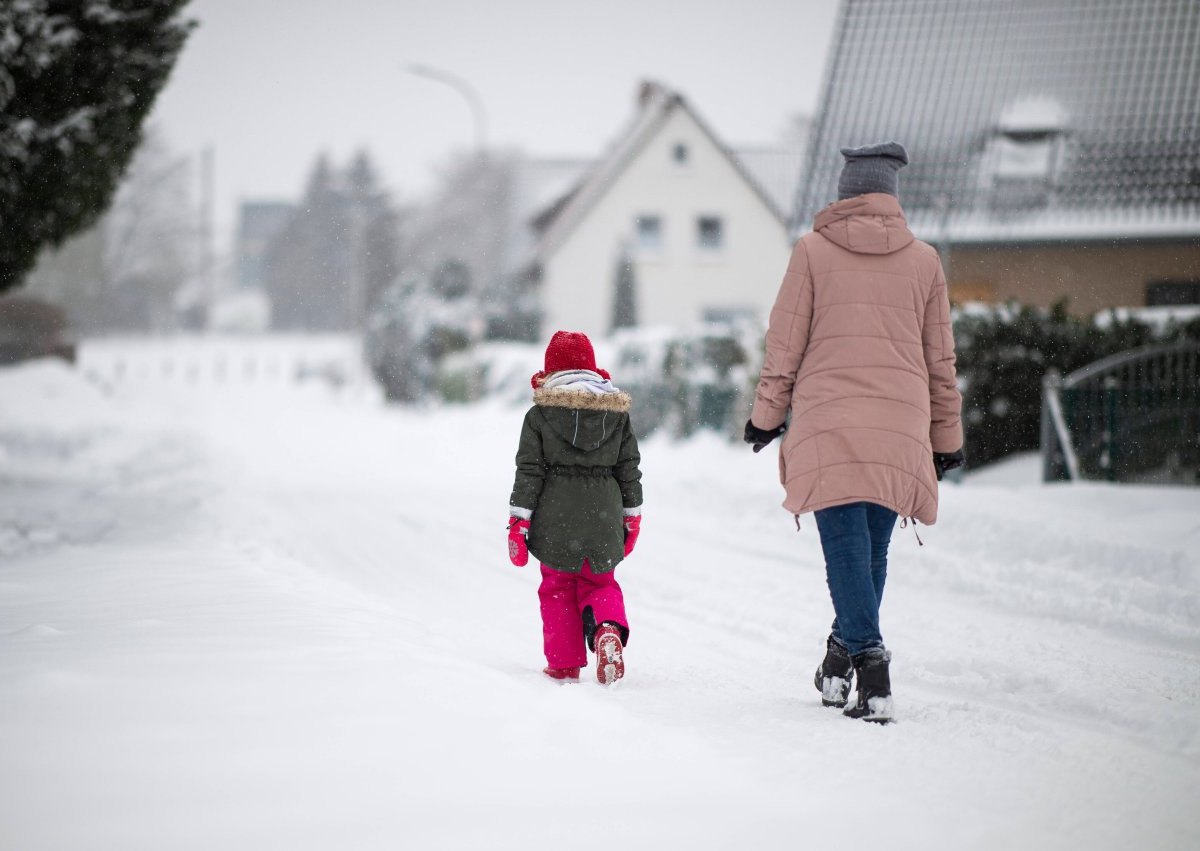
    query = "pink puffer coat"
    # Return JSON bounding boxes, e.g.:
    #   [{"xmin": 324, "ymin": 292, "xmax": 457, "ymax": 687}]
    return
[{"xmin": 751, "ymin": 193, "xmax": 963, "ymax": 524}]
